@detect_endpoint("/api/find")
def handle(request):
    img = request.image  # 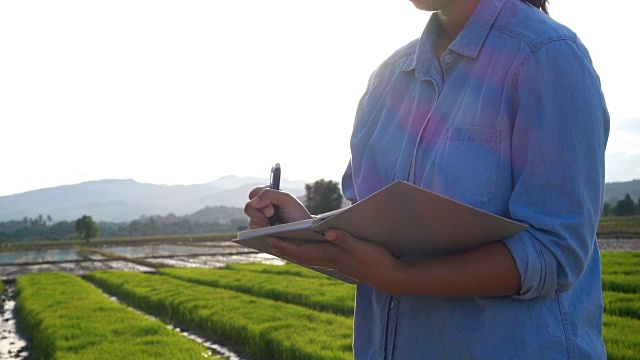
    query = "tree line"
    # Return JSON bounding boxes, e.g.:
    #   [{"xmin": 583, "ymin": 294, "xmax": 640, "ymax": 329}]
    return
[
  {"xmin": 0, "ymin": 211, "xmax": 249, "ymax": 242},
  {"xmin": 0, "ymin": 179, "xmax": 345, "ymax": 242},
  {"xmin": 603, "ymin": 194, "xmax": 640, "ymax": 217},
  {"xmin": 6, "ymin": 184, "xmax": 637, "ymax": 242}
]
